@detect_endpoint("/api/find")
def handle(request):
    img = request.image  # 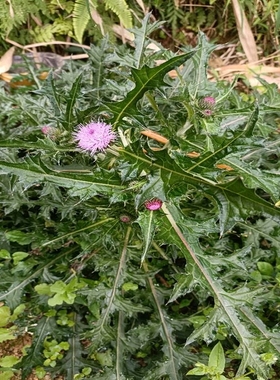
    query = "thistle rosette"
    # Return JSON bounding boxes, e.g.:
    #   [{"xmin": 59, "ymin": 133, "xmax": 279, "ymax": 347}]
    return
[{"xmin": 73, "ymin": 121, "xmax": 116, "ymax": 154}]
